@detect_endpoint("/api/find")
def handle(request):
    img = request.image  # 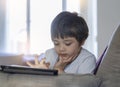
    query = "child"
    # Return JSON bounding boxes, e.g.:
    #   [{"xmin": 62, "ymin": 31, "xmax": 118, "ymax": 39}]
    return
[{"xmin": 26, "ymin": 11, "xmax": 96, "ymax": 74}]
